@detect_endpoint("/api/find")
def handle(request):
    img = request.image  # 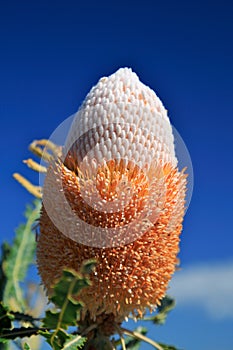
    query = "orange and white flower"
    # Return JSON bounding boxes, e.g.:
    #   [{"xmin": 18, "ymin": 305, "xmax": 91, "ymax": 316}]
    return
[{"xmin": 37, "ymin": 68, "xmax": 187, "ymax": 322}]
